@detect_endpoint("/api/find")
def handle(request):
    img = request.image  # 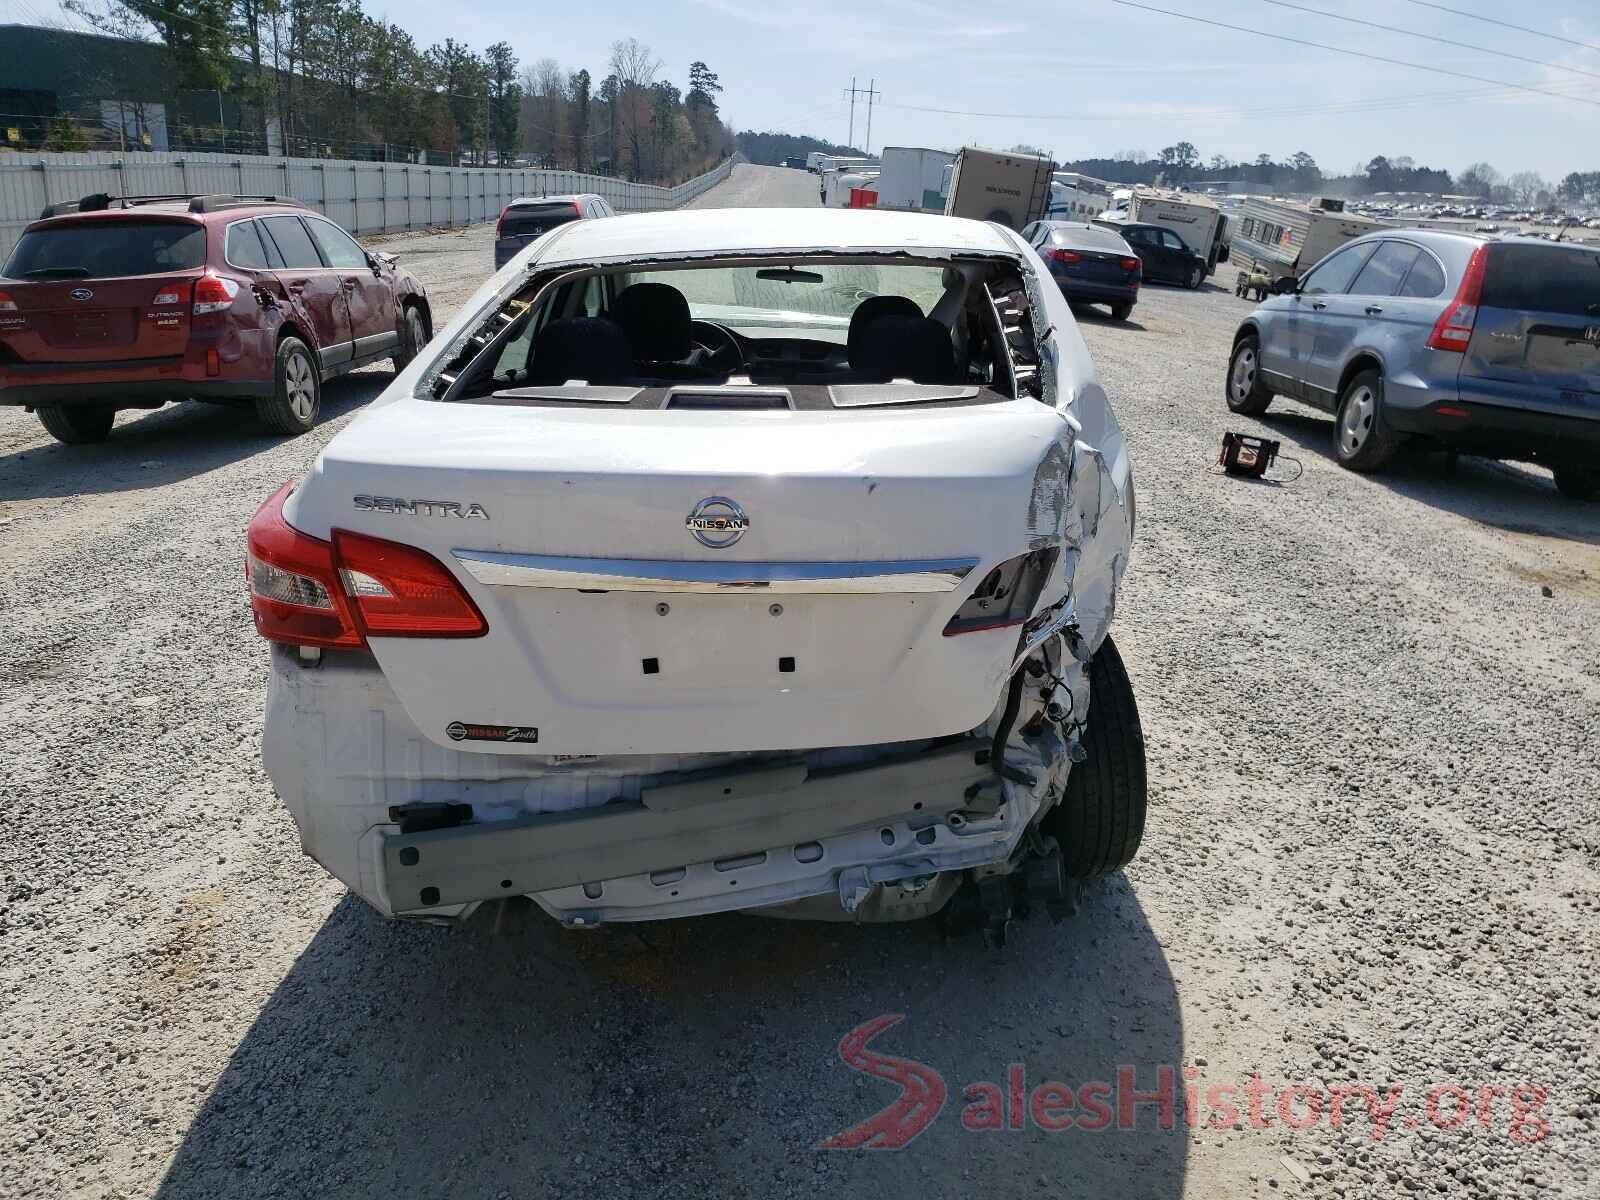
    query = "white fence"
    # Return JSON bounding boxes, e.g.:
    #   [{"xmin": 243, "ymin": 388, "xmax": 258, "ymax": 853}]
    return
[{"xmin": 0, "ymin": 151, "xmax": 741, "ymax": 262}]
